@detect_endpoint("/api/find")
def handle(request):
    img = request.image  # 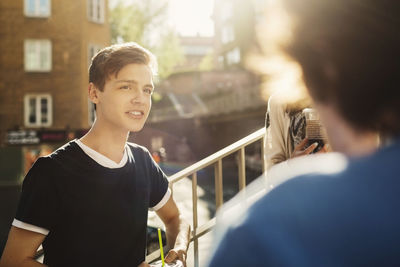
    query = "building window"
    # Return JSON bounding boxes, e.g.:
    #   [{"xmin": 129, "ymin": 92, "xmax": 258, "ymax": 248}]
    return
[
  {"xmin": 88, "ymin": 44, "xmax": 103, "ymax": 67},
  {"xmin": 24, "ymin": 0, "xmax": 51, "ymax": 17},
  {"xmin": 218, "ymin": 55, "xmax": 224, "ymax": 66},
  {"xmin": 253, "ymin": 0, "xmax": 266, "ymax": 16},
  {"xmin": 24, "ymin": 39, "xmax": 52, "ymax": 72},
  {"xmin": 88, "ymin": 99, "xmax": 96, "ymax": 125},
  {"xmin": 151, "ymin": 137, "xmax": 163, "ymax": 152},
  {"xmin": 87, "ymin": 44, "xmax": 102, "ymax": 125},
  {"xmin": 87, "ymin": 0, "xmax": 105, "ymax": 23},
  {"xmin": 221, "ymin": 25, "xmax": 235, "ymax": 44},
  {"xmin": 226, "ymin": 47, "xmax": 241, "ymax": 65},
  {"xmin": 24, "ymin": 94, "xmax": 52, "ymax": 127},
  {"xmin": 183, "ymin": 45, "xmax": 212, "ymax": 56},
  {"xmin": 221, "ymin": 2, "xmax": 233, "ymax": 22}
]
